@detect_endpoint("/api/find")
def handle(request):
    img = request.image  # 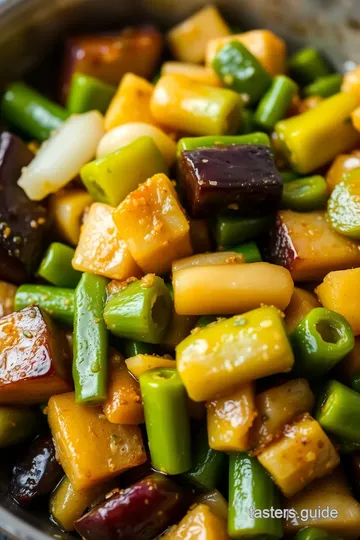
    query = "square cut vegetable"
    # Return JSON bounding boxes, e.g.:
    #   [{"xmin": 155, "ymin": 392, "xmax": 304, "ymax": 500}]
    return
[
  {"xmin": 257, "ymin": 414, "xmax": 340, "ymax": 498},
  {"xmin": 81, "ymin": 136, "xmax": 168, "ymax": 207},
  {"xmin": 73, "ymin": 202, "xmax": 141, "ymax": 280},
  {"xmin": 316, "ymin": 268, "xmax": 360, "ymax": 336},
  {"xmin": 167, "ymin": 5, "xmax": 230, "ymax": 64},
  {"xmin": 104, "ymin": 74, "xmax": 157, "ymax": 132},
  {"xmin": 269, "ymin": 210, "xmax": 360, "ymax": 281},
  {"xmin": 50, "ymin": 189, "xmax": 94, "ymax": 246},
  {"xmin": 284, "ymin": 287, "xmax": 320, "ymax": 333},
  {"xmin": 161, "ymin": 62, "xmax": 222, "ymax": 87},
  {"xmin": 0, "ymin": 306, "xmax": 71, "ymax": 404},
  {"xmin": 325, "ymin": 150, "xmax": 360, "ymax": 193},
  {"xmin": 48, "ymin": 391, "xmax": 146, "ymax": 491},
  {"xmin": 176, "ymin": 306, "xmax": 294, "ymax": 402},
  {"xmin": 206, "ymin": 383, "xmax": 257, "ymax": 452},
  {"xmin": 162, "ymin": 503, "xmax": 228, "ymax": 539},
  {"xmin": 178, "ymin": 144, "xmax": 283, "ymax": 218},
  {"xmin": 113, "ymin": 173, "xmax": 192, "ymax": 274}
]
